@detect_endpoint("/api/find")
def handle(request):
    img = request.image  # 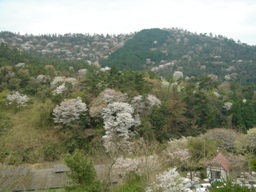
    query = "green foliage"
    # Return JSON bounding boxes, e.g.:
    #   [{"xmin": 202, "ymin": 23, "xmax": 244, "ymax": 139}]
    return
[
  {"xmin": 61, "ymin": 133, "xmax": 89, "ymax": 153},
  {"xmin": 101, "ymin": 28, "xmax": 170, "ymax": 70},
  {"xmin": 0, "ymin": 111, "xmax": 11, "ymax": 135},
  {"xmin": 84, "ymin": 68, "xmax": 151, "ymax": 97},
  {"xmin": 0, "ymin": 90, "xmax": 11, "ymax": 134},
  {"xmin": 184, "ymin": 89, "xmax": 216, "ymax": 130},
  {"xmin": 98, "ymin": 28, "xmax": 256, "ymax": 85},
  {"xmin": 164, "ymin": 97, "xmax": 193, "ymax": 137},
  {"xmin": 188, "ymin": 136, "xmax": 216, "ymax": 163},
  {"xmin": 228, "ymin": 94, "xmax": 256, "ymax": 132},
  {"xmin": 64, "ymin": 150, "xmax": 102, "ymax": 192},
  {"xmin": 136, "ymin": 116, "xmax": 155, "ymax": 141},
  {"xmin": 0, "ymin": 42, "xmax": 31, "ymax": 66},
  {"xmin": 43, "ymin": 143, "xmax": 62, "ymax": 161},
  {"xmin": 7, "ymin": 149, "xmax": 31, "ymax": 165},
  {"xmin": 32, "ymin": 100, "xmax": 54, "ymax": 129},
  {"xmin": 110, "ymin": 172, "xmax": 145, "ymax": 192},
  {"xmin": 250, "ymin": 158, "xmax": 256, "ymax": 172},
  {"xmin": 150, "ymin": 105, "xmax": 169, "ymax": 142}
]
